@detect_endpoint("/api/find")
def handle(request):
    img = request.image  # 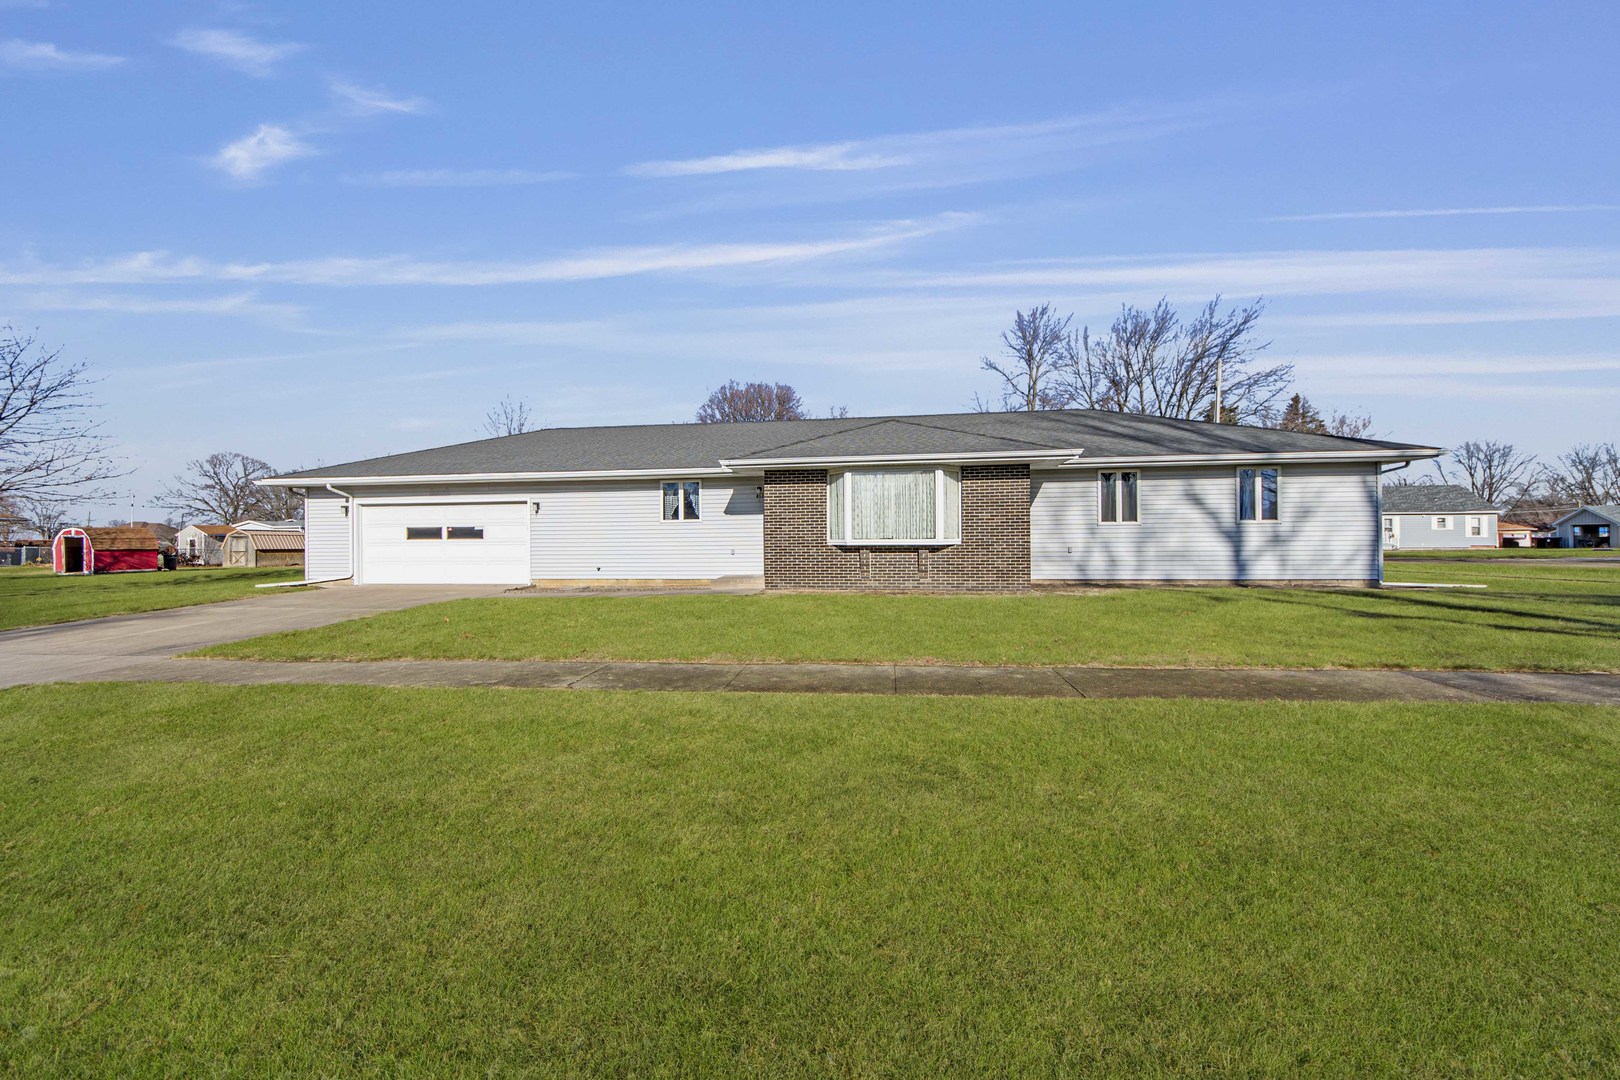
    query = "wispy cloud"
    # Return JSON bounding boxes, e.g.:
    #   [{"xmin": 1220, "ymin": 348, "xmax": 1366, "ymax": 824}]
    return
[
  {"xmin": 624, "ymin": 105, "xmax": 1234, "ymax": 195},
  {"xmin": 0, "ymin": 216, "xmax": 963, "ymax": 287},
  {"xmin": 12, "ymin": 290, "xmax": 302, "ymax": 319},
  {"xmin": 895, "ymin": 247, "xmax": 1620, "ymax": 317},
  {"xmin": 0, "ymin": 38, "xmax": 123, "ymax": 72},
  {"xmin": 343, "ymin": 167, "xmax": 574, "ymax": 188},
  {"xmin": 629, "ymin": 142, "xmax": 907, "ymax": 177},
  {"xmin": 210, "ymin": 124, "xmax": 316, "ymax": 182},
  {"xmin": 172, "ymin": 28, "xmax": 303, "ymax": 77},
  {"xmin": 1267, "ymin": 204, "xmax": 1620, "ymax": 223},
  {"xmin": 329, "ymin": 80, "xmax": 427, "ymax": 116}
]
